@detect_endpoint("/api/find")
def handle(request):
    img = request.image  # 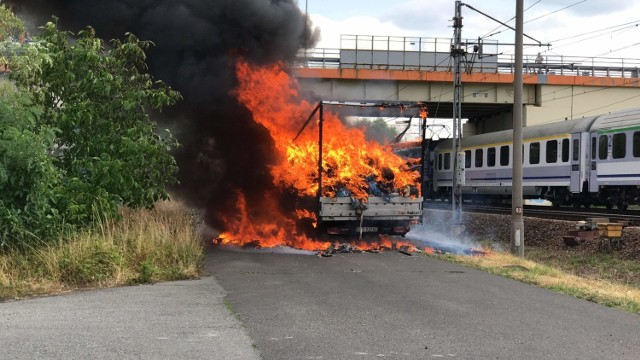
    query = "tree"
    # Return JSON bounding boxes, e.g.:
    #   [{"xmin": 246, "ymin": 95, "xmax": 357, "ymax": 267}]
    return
[
  {"xmin": 351, "ymin": 117, "xmax": 398, "ymax": 144},
  {"xmin": 0, "ymin": 3, "xmax": 24, "ymax": 41},
  {"xmin": 10, "ymin": 20, "xmax": 181, "ymax": 231}
]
